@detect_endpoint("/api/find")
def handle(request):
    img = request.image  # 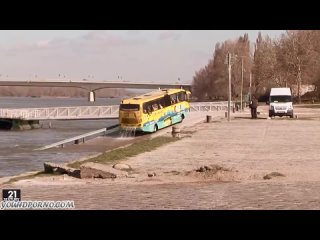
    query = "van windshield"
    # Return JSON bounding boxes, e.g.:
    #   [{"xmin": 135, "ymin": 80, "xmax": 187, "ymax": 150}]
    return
[{"xmin": 270, "ymin": 95, "xmax": 292, "ymax": 103}]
